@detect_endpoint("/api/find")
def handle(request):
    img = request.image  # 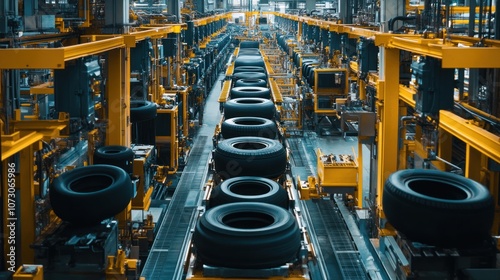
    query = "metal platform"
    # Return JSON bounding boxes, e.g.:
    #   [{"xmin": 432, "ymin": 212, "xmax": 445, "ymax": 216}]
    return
[
  {"xmin": 289, "ymin": 137, "xmax": 371, "ymax": 279},
  {"xmin": 140, "ymin": 136, "xmax": 209, "ymax": 280},
  {"xmin": 141, "ymin": 74, "xmax": 223, "ymax": 279}
]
